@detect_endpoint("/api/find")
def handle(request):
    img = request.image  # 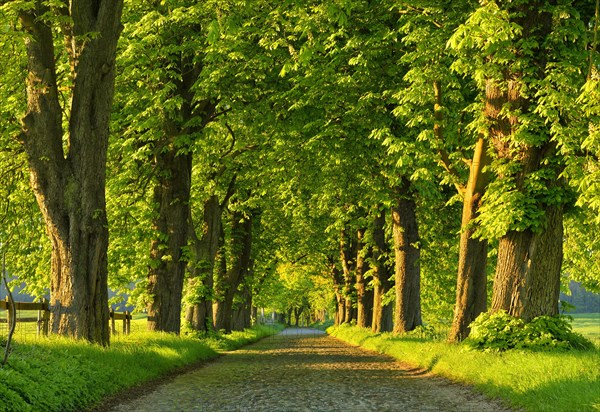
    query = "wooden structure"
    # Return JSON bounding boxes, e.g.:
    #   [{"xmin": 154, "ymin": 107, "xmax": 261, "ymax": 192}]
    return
[
  {"xmin": 0, "ymin": 298, "xmax": 50, "ymax": 336},
  {"xmin": 0, "ymin": 299, "xmax": 133, "ymax": 337},
  {"xmin": 109, "ymin": 310, "xmax": 132, "ymax": 335}
]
